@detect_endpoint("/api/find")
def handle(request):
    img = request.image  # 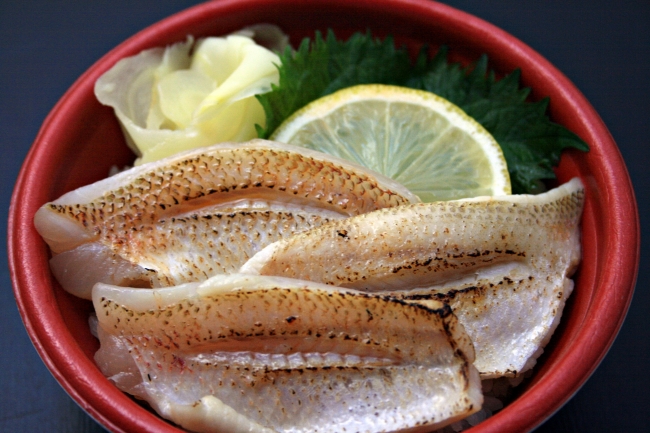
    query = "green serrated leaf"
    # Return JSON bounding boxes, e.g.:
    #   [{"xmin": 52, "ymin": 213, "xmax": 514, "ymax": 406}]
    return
[
  {"xmin": 257, "ymin": 30, "xmax": 412, "ymax": 138},
  {"xmin": 256, "ymin": 30, "xmax": 589, "ymax": 194}
]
